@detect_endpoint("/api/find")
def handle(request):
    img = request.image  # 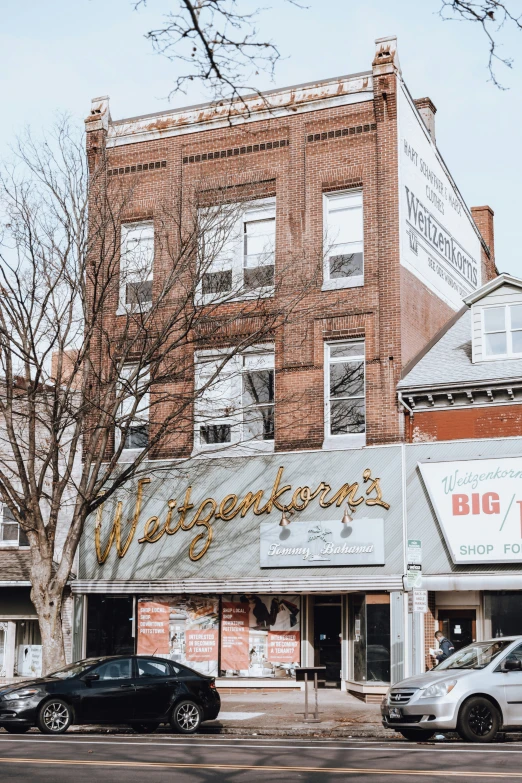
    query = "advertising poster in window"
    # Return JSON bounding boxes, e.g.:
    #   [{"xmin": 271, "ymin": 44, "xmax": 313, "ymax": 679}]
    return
[
  {"xmin": 136, "ymin": 600, "xmax": 170, "ymax": 656},
  {"xmin": 397, "ymin": 80, "xmax": 481, "ymax": 309},
  {"xmin": 221, "ymin": 601, "xmax": 250, "ymax": 671},
  {"xmin": 137, "ymin": 596, "xmax": 219, "ymax": 676},
  {"xmin": 222, "ymin": 595, "xmax": 300, "ymax": 677}
]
